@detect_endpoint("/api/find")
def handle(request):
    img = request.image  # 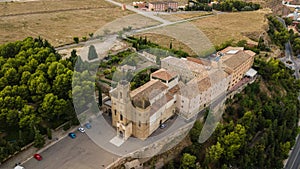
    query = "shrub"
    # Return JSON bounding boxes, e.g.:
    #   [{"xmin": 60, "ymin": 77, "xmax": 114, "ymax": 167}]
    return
[
  {"xmin": 63, "ymin": 122, "xmax": 71, "ymax": 131},
  {"xmin": 73, "ymin": 37, "xmax": 79, "ymax": 44}
]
